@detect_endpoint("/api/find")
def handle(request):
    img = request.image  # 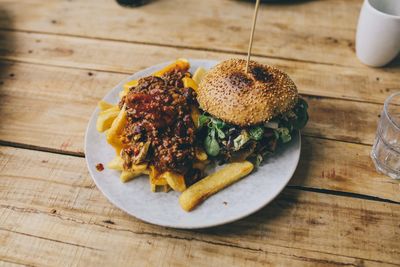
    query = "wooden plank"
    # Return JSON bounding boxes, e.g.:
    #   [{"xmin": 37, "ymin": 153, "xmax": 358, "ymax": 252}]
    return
[
  {"xmin": 304, "ymin": 96, "xmax": 379, "ymax": 145},
  {"xmin": 0, "ymin": 62, "xmax": 118, "ymax": 155},
  {"xmin": 0, "ymin": 147, "xmax": 398, "ymax": 266},
  {"xmin": 2, "ymin": 124, "xmax": 399, "ymax": 203},
  {"xmin": 0, "ymin": 0, "xmax": 373, "ymax": 67},
  {"xmin": 1, "ymin": 220, "xmax": 392, "ymax": 267},
  {"xmin": 293, "ymin": 138, "xmax": 399, "ymax": 203},
  {"xmin": 0, "ymin": 61, "xmax": 383, "ymax": 155},
  {"xmin": 0, "ymin": 31, "xmax": 399, "ymax": 104},
  {"xmin": 0, "ymin": 260, "xmax": 26, "ymax": 267}
]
